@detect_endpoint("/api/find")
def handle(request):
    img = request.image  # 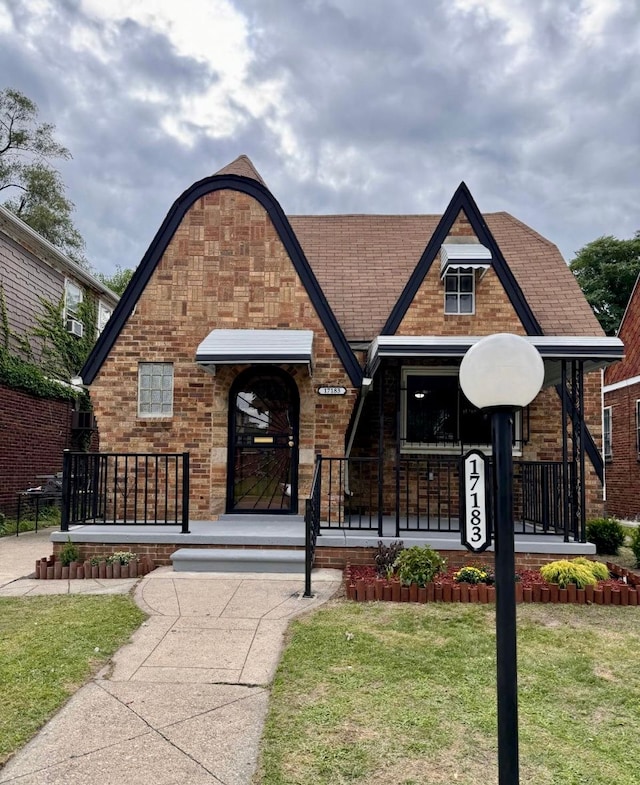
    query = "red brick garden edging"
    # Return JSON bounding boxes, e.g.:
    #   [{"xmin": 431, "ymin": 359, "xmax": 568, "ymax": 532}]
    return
[
  {"xmin": 345, "ymin": 562, "xmax": 640, "ymax": 607},
  {"xmin": 34, "ymin": 554, "xmax": 155, "ymax": 580}
]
